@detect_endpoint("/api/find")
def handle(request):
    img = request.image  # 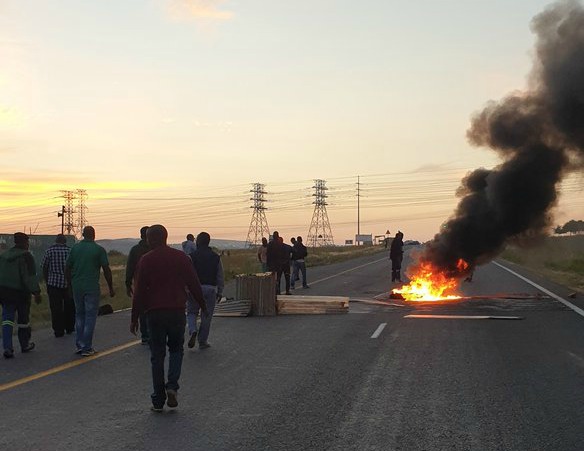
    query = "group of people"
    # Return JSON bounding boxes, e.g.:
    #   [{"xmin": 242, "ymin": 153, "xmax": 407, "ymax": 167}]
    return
[
  {"xmin": 0, "ymin": 228, "xmax": 115, "ymax": 359},
  {"xmin": 0, "ymin": 225, "xmax": 223, "ymax": 413},
  {"xmin": 257, "ymin": 231, "xmax": 309, "ymax": 295}
]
